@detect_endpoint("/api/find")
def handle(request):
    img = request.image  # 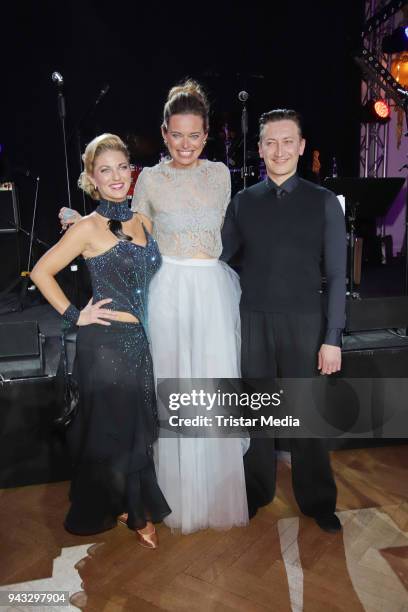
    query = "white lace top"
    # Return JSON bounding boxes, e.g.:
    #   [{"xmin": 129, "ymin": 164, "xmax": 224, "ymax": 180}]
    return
[{"xmin": 130, "ymin": 159, "xmax": 231, "ymax": 258}]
